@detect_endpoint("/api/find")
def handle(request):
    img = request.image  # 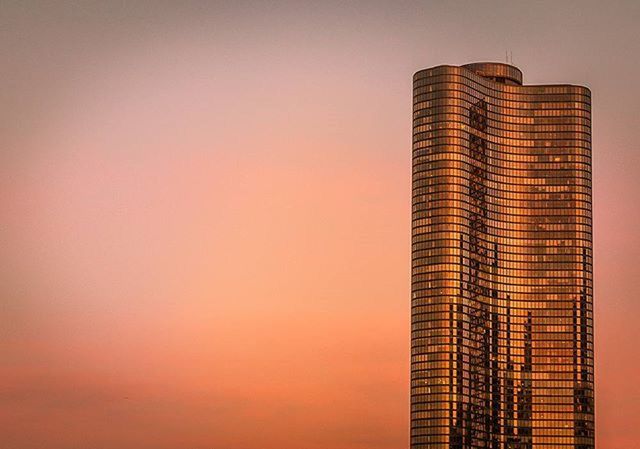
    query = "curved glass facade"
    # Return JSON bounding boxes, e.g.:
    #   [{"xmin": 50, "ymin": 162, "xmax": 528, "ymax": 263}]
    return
[{"xmin": 411, "ymin": 63, "xmax": 593, "ymax": 449}]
